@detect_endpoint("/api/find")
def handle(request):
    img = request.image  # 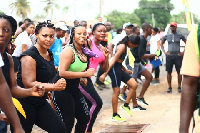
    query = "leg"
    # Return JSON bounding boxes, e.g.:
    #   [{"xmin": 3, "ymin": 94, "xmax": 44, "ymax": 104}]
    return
[
  {"xmin": 175, "ymin": 55, "xmax": 183, "ymax": 92},
  {"xmin": 138, "ymin": 69, "xmax": 152, "ymax": 98},
  {"xmin": 112, "ymin": 87, "xmax": 120, "ymax": 113},
  {"xmin": 79, "ymin": 79, "xmax": 103, "ymax": 133},
  {"xmin": 95, "ymin": 66, "xmax": 104, "ymax": 86},
  {"xmin": 177, "ymin": 72, "xmax": 182, "ymax": 87},
  {"xmin": 167, "ymin": 72, "xmax": 172, "ymax": 88},
  {"xmin": 13, "ymin": 100, "xmax": 36, "ymax": 133},
  {"xmin": 166, "ymin": 55, "xmax": 174, "ymax": 92},
  {"xmin": 74, "ymin": 91, "xmax": 90, "ymax": 133},
  {"xmin": 35, "ymin": 101, "xmax": 66, "ymax": 133},
  {"xmin": 179, "ymin": 76, "xmax": 198, "ymax": 133},
  {"xmin": 53, "ymin": 91, "xmax": 75, "ymax": 133}
]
